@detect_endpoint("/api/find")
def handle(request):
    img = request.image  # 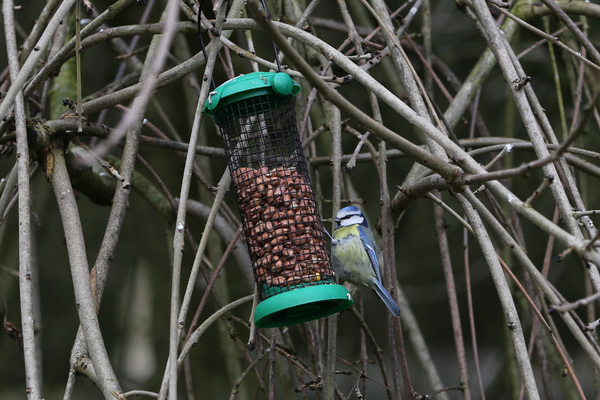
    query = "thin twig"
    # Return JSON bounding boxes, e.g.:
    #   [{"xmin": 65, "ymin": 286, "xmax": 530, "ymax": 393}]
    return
[
  {"xmin": 497, "ymin": 257, "xmax": 586, "ymax": 399},
  {"xmin": 428, "ymin": 193, "xmax": 472, "ymax": 233},
  {"xmin": 176, "ymin": 169, "xmax": 232, "ymax": 348},
  {"xmin": 586, "ymin": 319, "xmax": 600, "ymax": 332},
  {"xmin": 323, "ymin": 97, "xmax": 341, "ymax": 400},
  {"xmin": 494, "ymin": 5, "xmax": 600, "ymax": 71},
  {"xmin": 246, "ymin": 286, "xmax": 259, "ymax": 351},
  {"xmin": 184, "ymin": 226, "xmax": 243, "ymax": 345},
  {"xmin": 122, "ymin": 390, "xmax": 160, "ymax": 398},
  {"xmin": 550, "ymin": 291, "xmax": 600, "ymax": 314},
  {"xmin": 463, "ymin": 226, "xmax": 486, "ymax": 400},
  {"xmin": 433, "ymin": 195, "xmax": 471, "ymax": 400},
  {"xmin": 484, "ymin": 143, "xmax": 513, "ymax": 170},
  {"xmin": 537, "ymin": 0, "xmax": 600, "ymax": 65},
  {"xmin": 75, "ymin": 0, "xmax": 83, "ymax": 133},
  {"xmin": 268, "ymin": 329, "xmax": 276, "ymax": 400},
  {"xmin": 344, "ymin": 129, "xmax": 372, "ymax": 174},
  {"xmin": 574, "ymin": 210, "xmax": 600, "ymax": 218},
  {"xmin": 455, "ymin": 192, "xmax": 540, "ymax": 400},
  {"xmin": 4, "ymin": 0, "xmax": 42, "ymax": 397},
  {"xmin": 177, "ymin": 295, "xmax": 254, "ymax": 367},
  {"xmin": 229, "ymin": 351, "xmax": 266, "ymax": 400},
  {"xmin": 348, "ymin": 306, "xmax": 392, "ymax": 398},
  {"xmin": 524, "ymin": 175, "xmax": 554, "ymax": 206},
  {"xmin": 0, "ymin": 164, "xmax": 18, "ymax": 223}
]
